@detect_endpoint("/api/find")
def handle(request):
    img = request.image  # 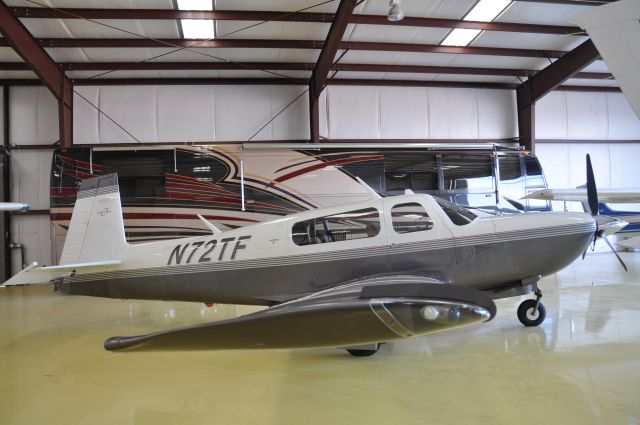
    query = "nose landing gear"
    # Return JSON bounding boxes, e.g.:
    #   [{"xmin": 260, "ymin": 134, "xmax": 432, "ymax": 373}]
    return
[{"xmin": 517, "ymin": 289, "xmax": 546, "ymax": 327}]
